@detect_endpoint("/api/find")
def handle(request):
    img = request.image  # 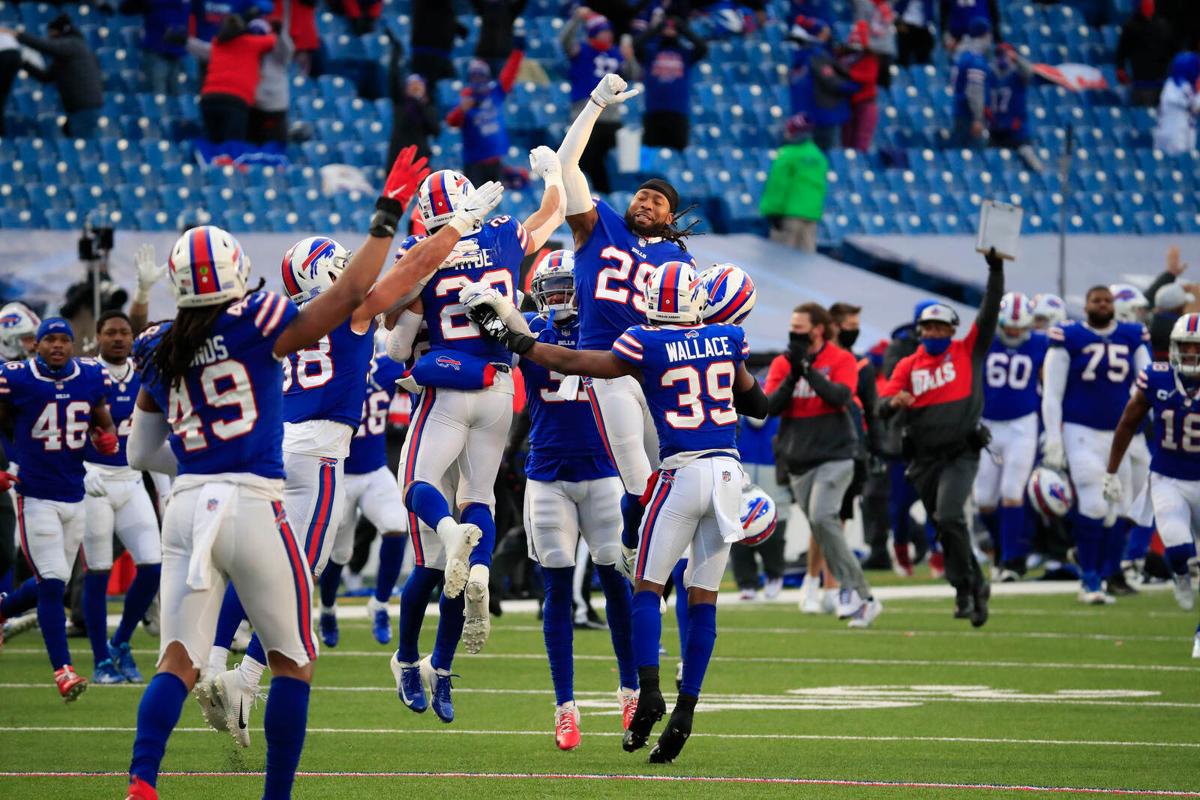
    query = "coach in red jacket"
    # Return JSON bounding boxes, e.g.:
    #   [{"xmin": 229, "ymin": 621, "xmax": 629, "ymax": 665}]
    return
[
  {"xmin": 878, "ymin": 249, "xmax": 1003, "ymax": 627},
  {"xmin": 767, "ymin": 302, "xmax": 881, "ymax": 626}
]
